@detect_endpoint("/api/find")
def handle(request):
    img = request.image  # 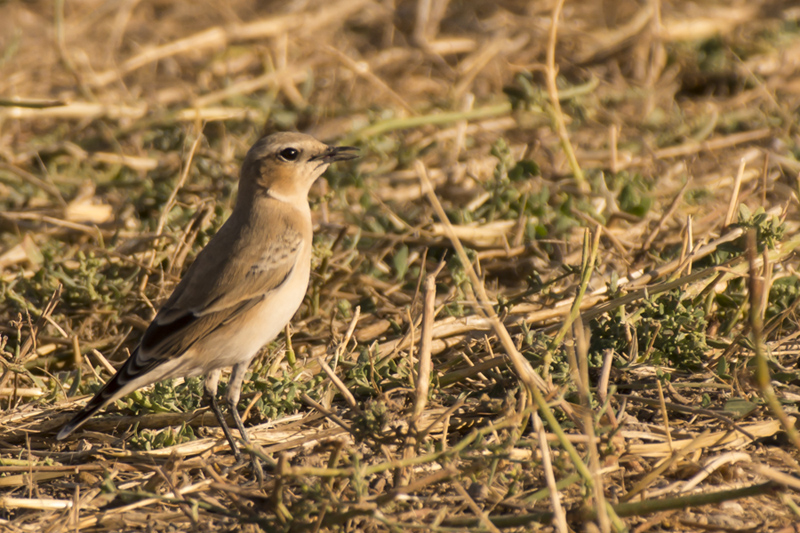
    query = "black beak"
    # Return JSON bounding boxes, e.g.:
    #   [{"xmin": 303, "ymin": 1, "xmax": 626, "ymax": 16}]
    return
[{"xmin": 311, "ymin": 145, "xmax": 359, "ymax": 163}]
